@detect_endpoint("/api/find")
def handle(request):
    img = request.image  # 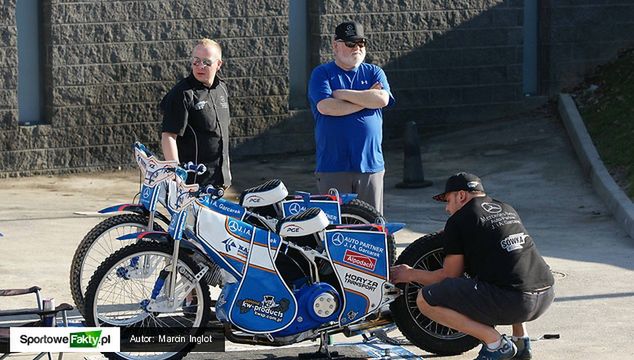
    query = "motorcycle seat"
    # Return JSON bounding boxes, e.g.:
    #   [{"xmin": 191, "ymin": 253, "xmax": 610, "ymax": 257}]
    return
[
  {"xmin": 276, "ymin": 207, "xmax": 330, "ymax": 237},
  {"xmin": 239, "ymin": 179, "xmax": 289, "ymax": 208}
]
